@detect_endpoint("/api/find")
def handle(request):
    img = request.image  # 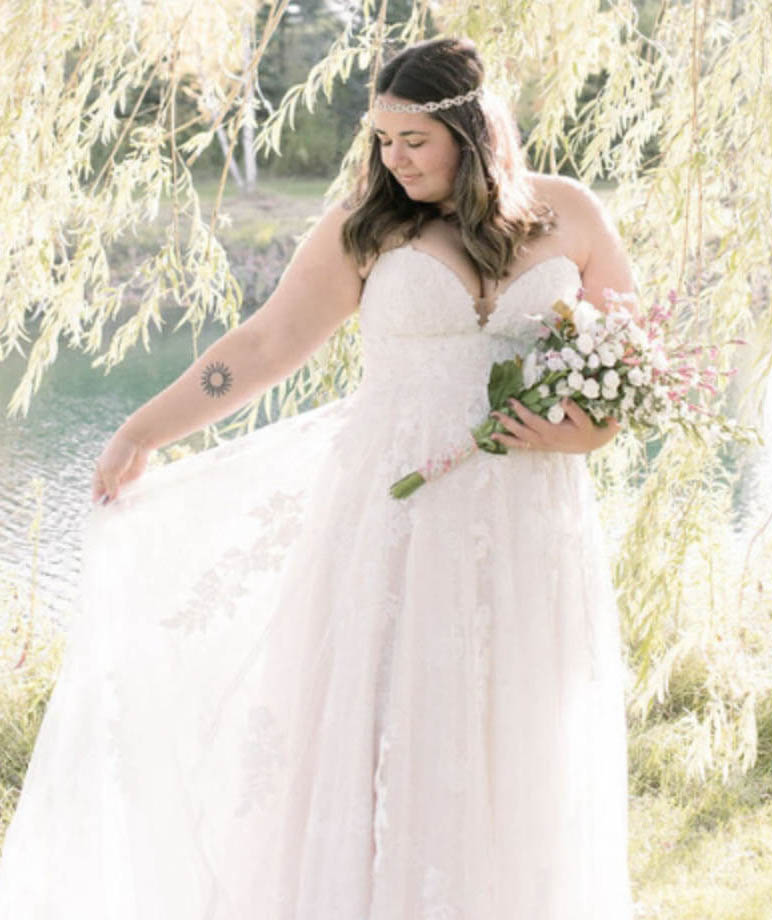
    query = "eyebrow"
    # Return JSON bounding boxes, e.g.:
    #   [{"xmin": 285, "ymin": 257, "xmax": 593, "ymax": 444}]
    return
[{"xmin": 373, "ymin": 128, "xmax": 430, "ymax": 136}]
